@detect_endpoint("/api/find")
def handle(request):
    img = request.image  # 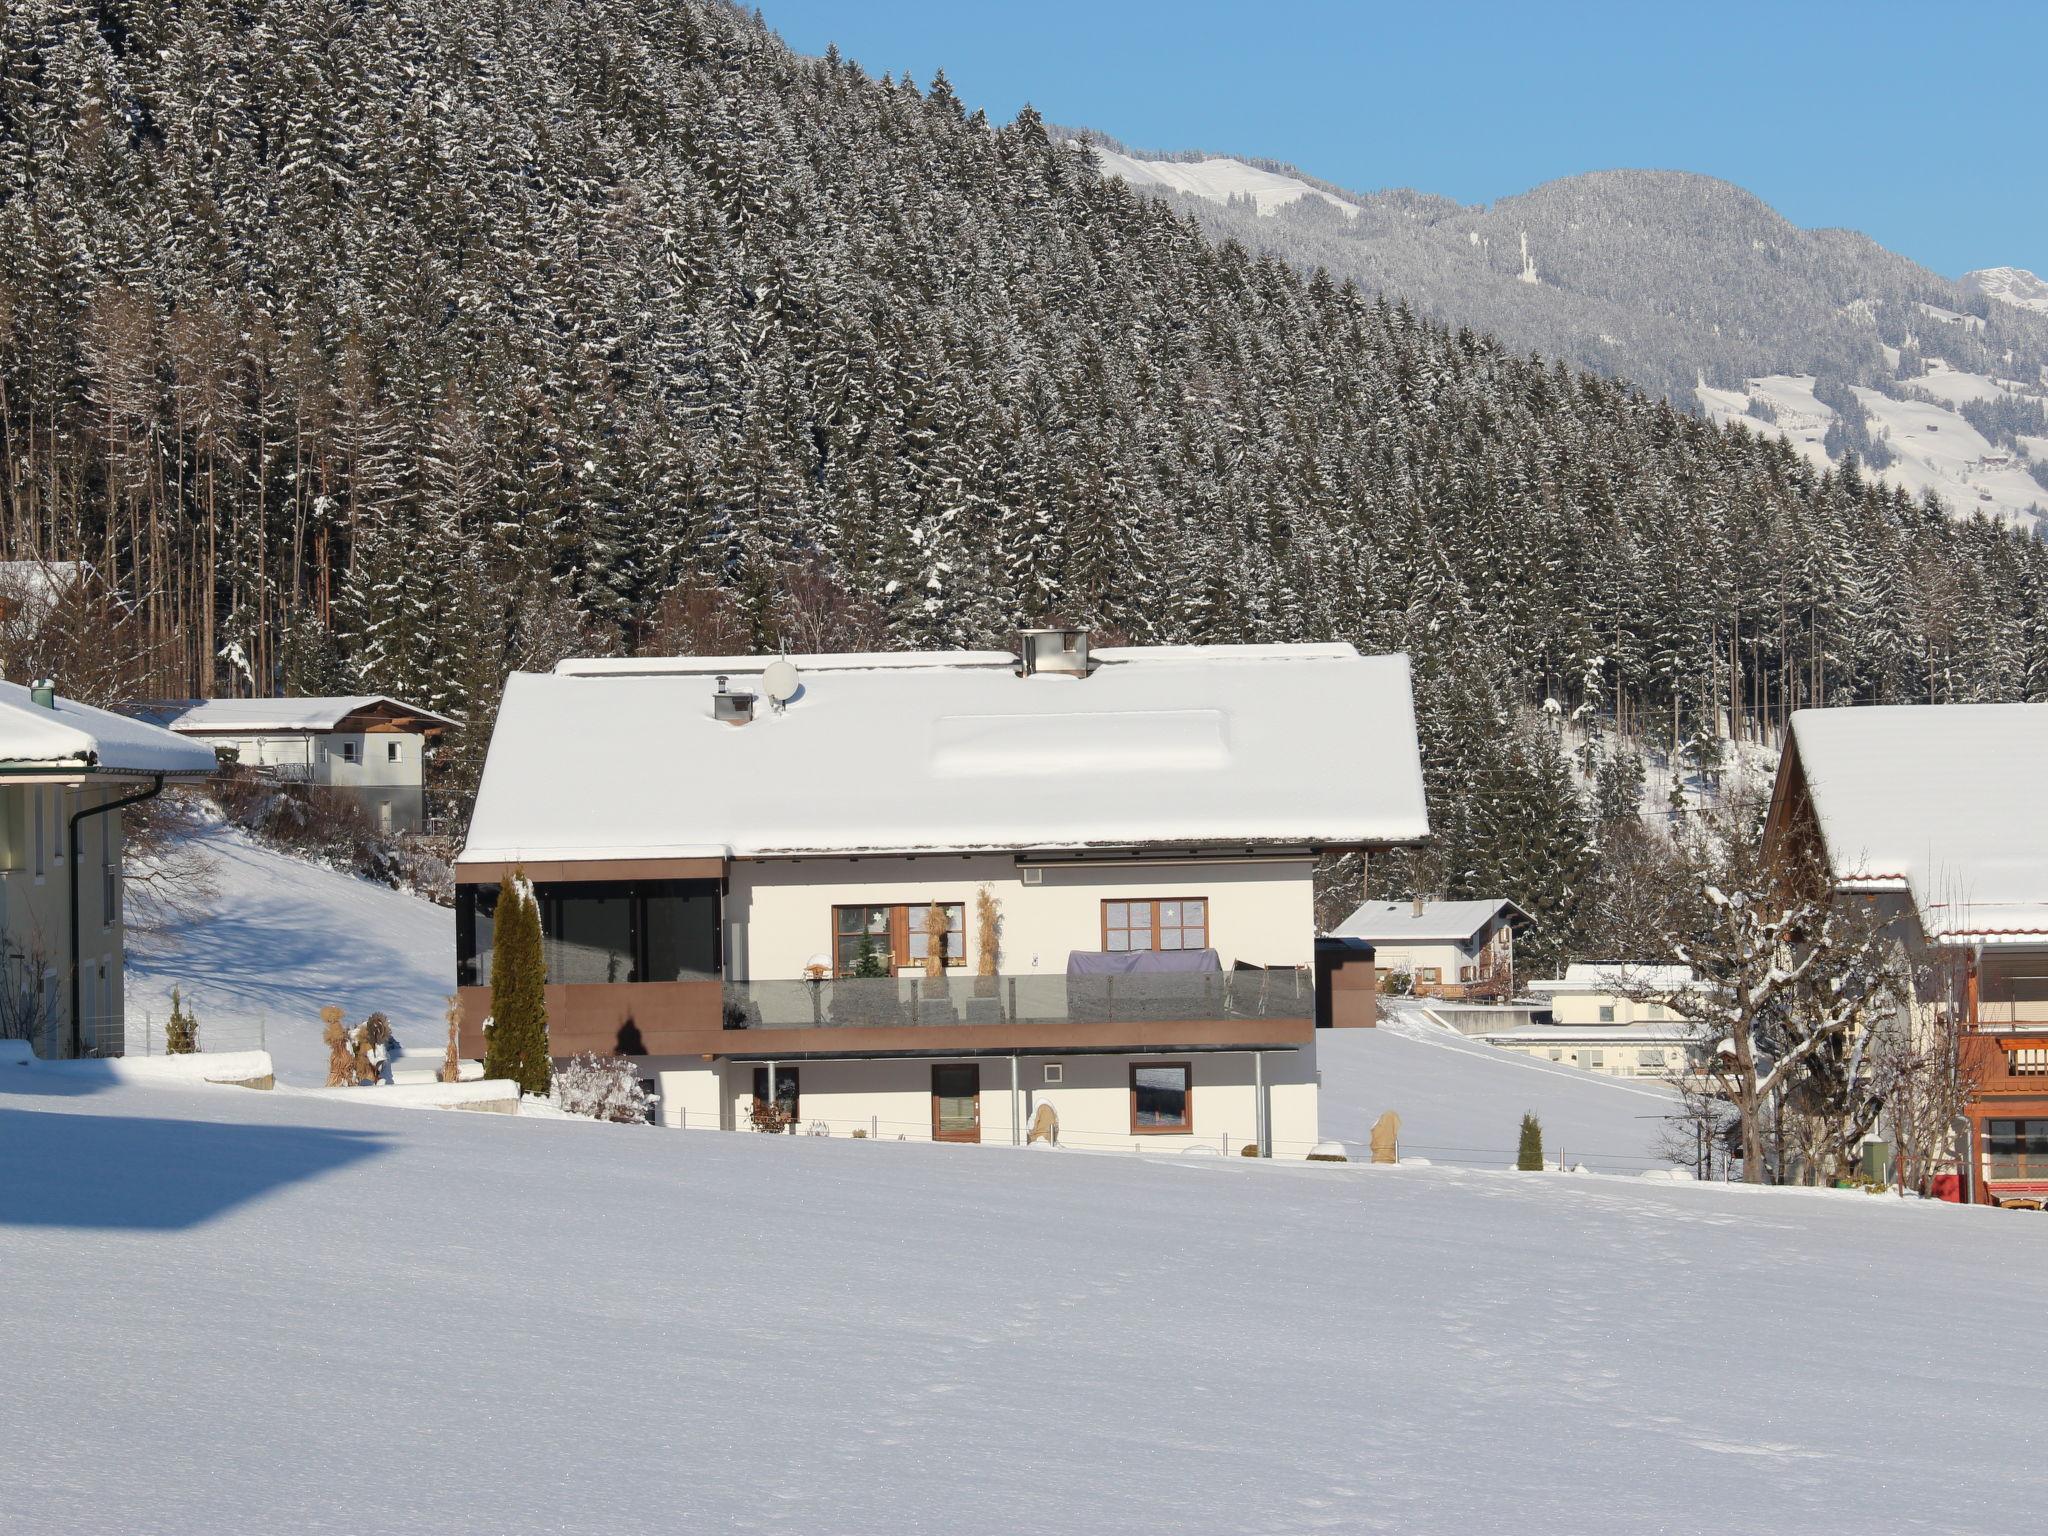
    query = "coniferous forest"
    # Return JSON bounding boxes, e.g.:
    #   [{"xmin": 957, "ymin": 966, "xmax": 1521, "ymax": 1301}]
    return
[{"xmin": 5, "ymin": 0, "xmax": 2047, "ymax": 961}]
